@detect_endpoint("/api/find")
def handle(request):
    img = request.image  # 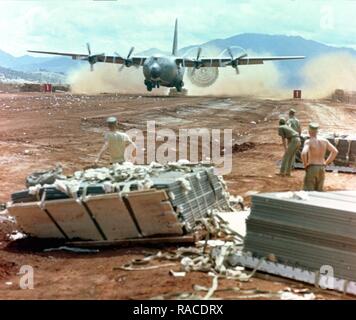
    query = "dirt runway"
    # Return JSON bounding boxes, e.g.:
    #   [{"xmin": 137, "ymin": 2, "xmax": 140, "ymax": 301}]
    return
[{"xmin": 0, "ymin": 92, "xmax": 355, "ymax": 299}]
